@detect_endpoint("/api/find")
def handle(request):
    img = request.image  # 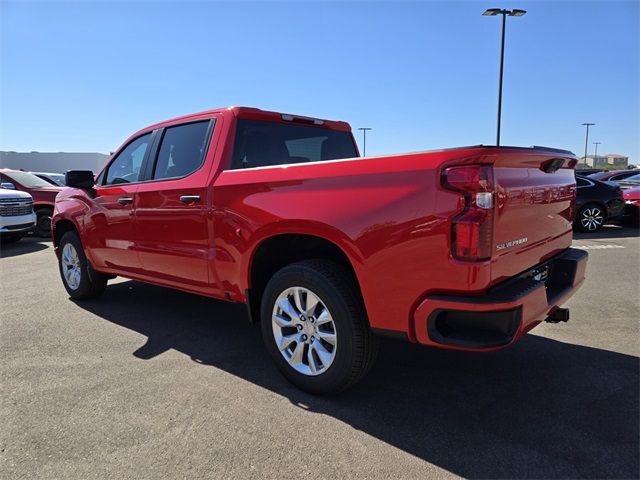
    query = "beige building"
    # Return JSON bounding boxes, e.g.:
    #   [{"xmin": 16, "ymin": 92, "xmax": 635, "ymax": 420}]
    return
[{"xmin": 584, "ymin": 153, "xmax": 629, "ymax": 168}]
